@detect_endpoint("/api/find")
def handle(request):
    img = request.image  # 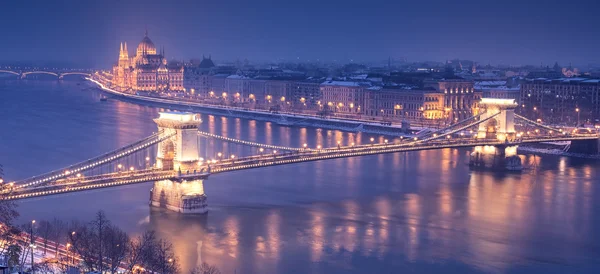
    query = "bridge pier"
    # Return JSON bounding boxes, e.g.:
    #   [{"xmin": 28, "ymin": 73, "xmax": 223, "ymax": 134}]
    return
[
  {"xmin": 150, "ymin": 112, "xmax": 210, "ymax": 214},
  {"xmin": 469, "ymin": 145, "xmax": 522, "ymax": 170},
  {"xmin": 150, "ymin": 177, "xmax": 209, "ymax": 214}
]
